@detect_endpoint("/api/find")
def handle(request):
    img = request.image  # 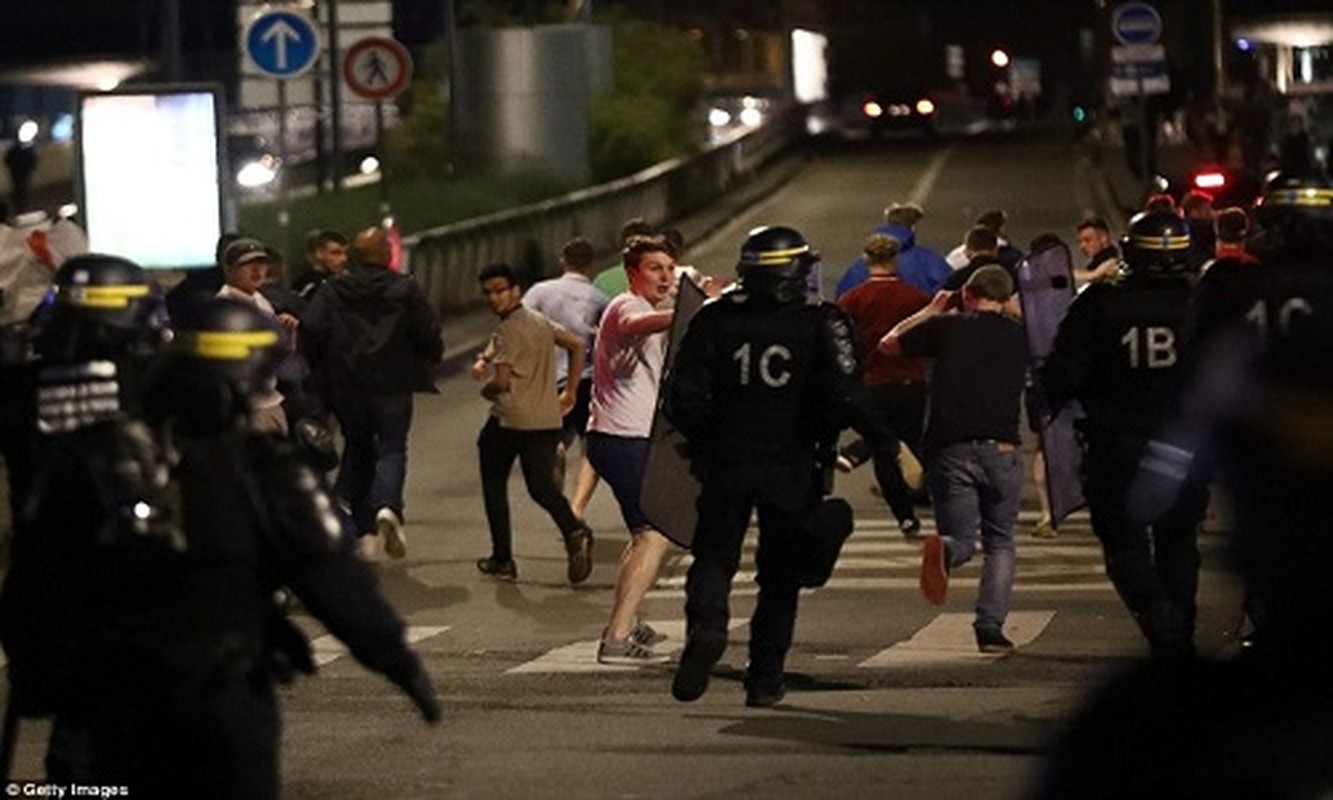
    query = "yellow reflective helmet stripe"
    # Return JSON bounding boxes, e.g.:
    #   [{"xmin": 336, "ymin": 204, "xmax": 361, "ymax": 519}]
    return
[
  {"xmin": 57, "ymin": 284, "xmax": 151, "ymax": 309},
  {"xmin": 1129, "ymin": 233, "xmax": 1191, "ymax": 251},
  {"xmin": 177, "ymin": 330, "xmax": 279, "ymax": 360},
  {"xmin": 1265, "ymin": 187, "xmax": 1333, "ymax": 207},
  {"xmin": 751, "ymin": 244, "xmax": 811, "ymax": 265}
]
